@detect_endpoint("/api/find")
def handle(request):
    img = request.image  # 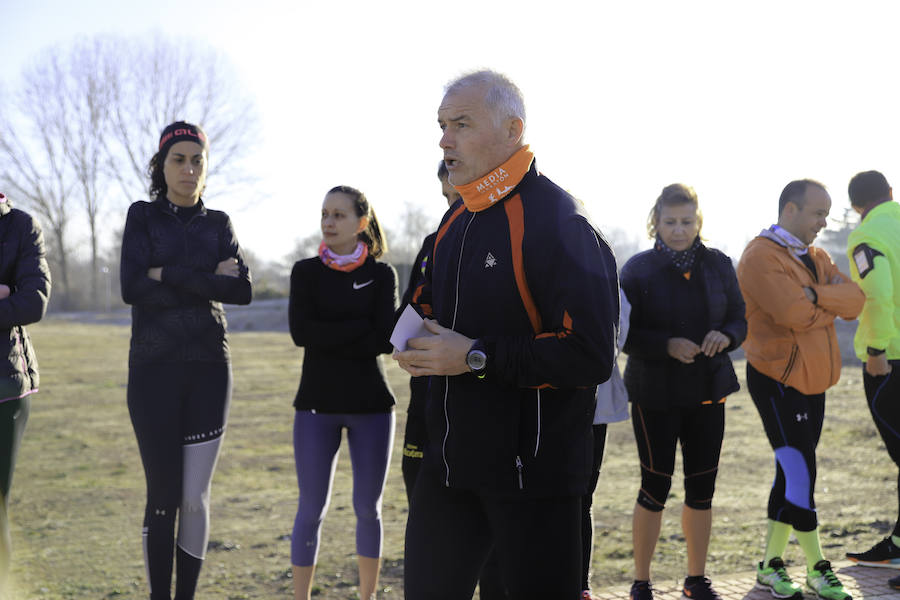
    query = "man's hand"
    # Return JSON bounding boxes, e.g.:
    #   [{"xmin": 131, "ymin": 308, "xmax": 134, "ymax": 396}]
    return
[
  {"xmin": 216, "ymin": 257, "xmax": 240, "ymax": 277},
  {"xmin": 667, "ymin": 337, "xmax": 701, "ymax": 364},
  {"xmin": 0, "ymin": 284, "xmax": 10, "ymax": 300},
  {"xmin": 699, "ymin": 330, "xmax": 730, "ymax": 357},
  {"xmin": 866, "ymin": 353, "xmax": 893, "ymax": 377},
  {"xmin": 393, "ymin": 319, "xmax": 474, "ymax": 376}
]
